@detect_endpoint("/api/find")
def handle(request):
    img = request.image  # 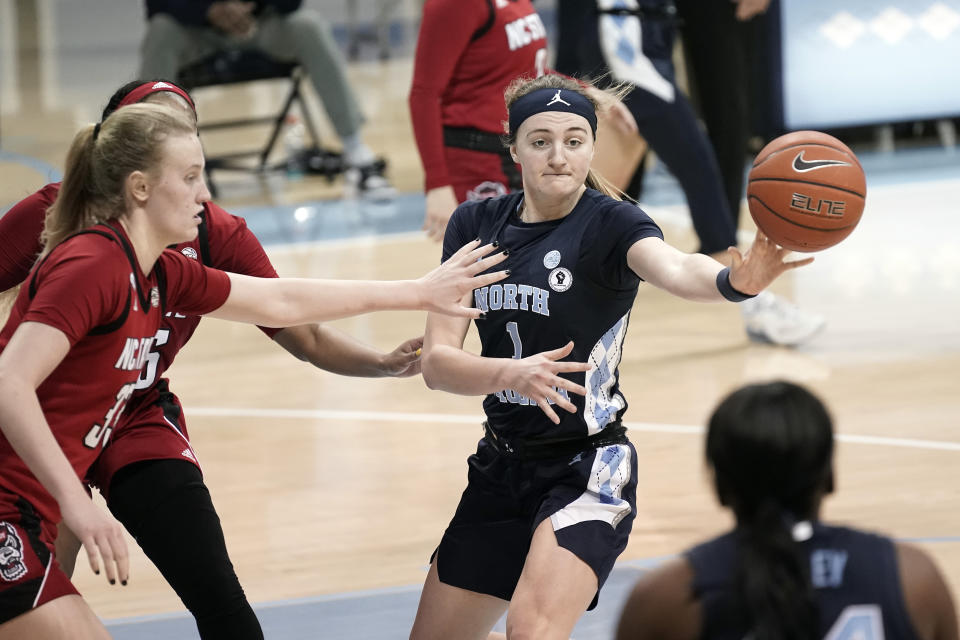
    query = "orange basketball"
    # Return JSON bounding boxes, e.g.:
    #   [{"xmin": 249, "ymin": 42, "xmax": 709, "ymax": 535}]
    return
[{"xmin": 747, "ymin": 130, "xmax": 866, "ymax": 252}]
